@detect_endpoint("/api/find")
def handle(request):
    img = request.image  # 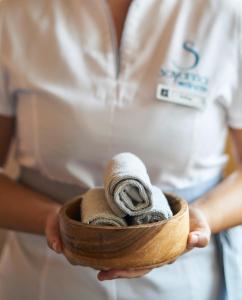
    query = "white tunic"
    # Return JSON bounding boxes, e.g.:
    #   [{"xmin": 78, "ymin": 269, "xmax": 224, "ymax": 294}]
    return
[
  {"xmin": 0, "ymin": 0, "xmax": 242, "ymax": 299},
  {"xmin": 0, "ymin": 0, "xmax": 242, "ymax": 189}
]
